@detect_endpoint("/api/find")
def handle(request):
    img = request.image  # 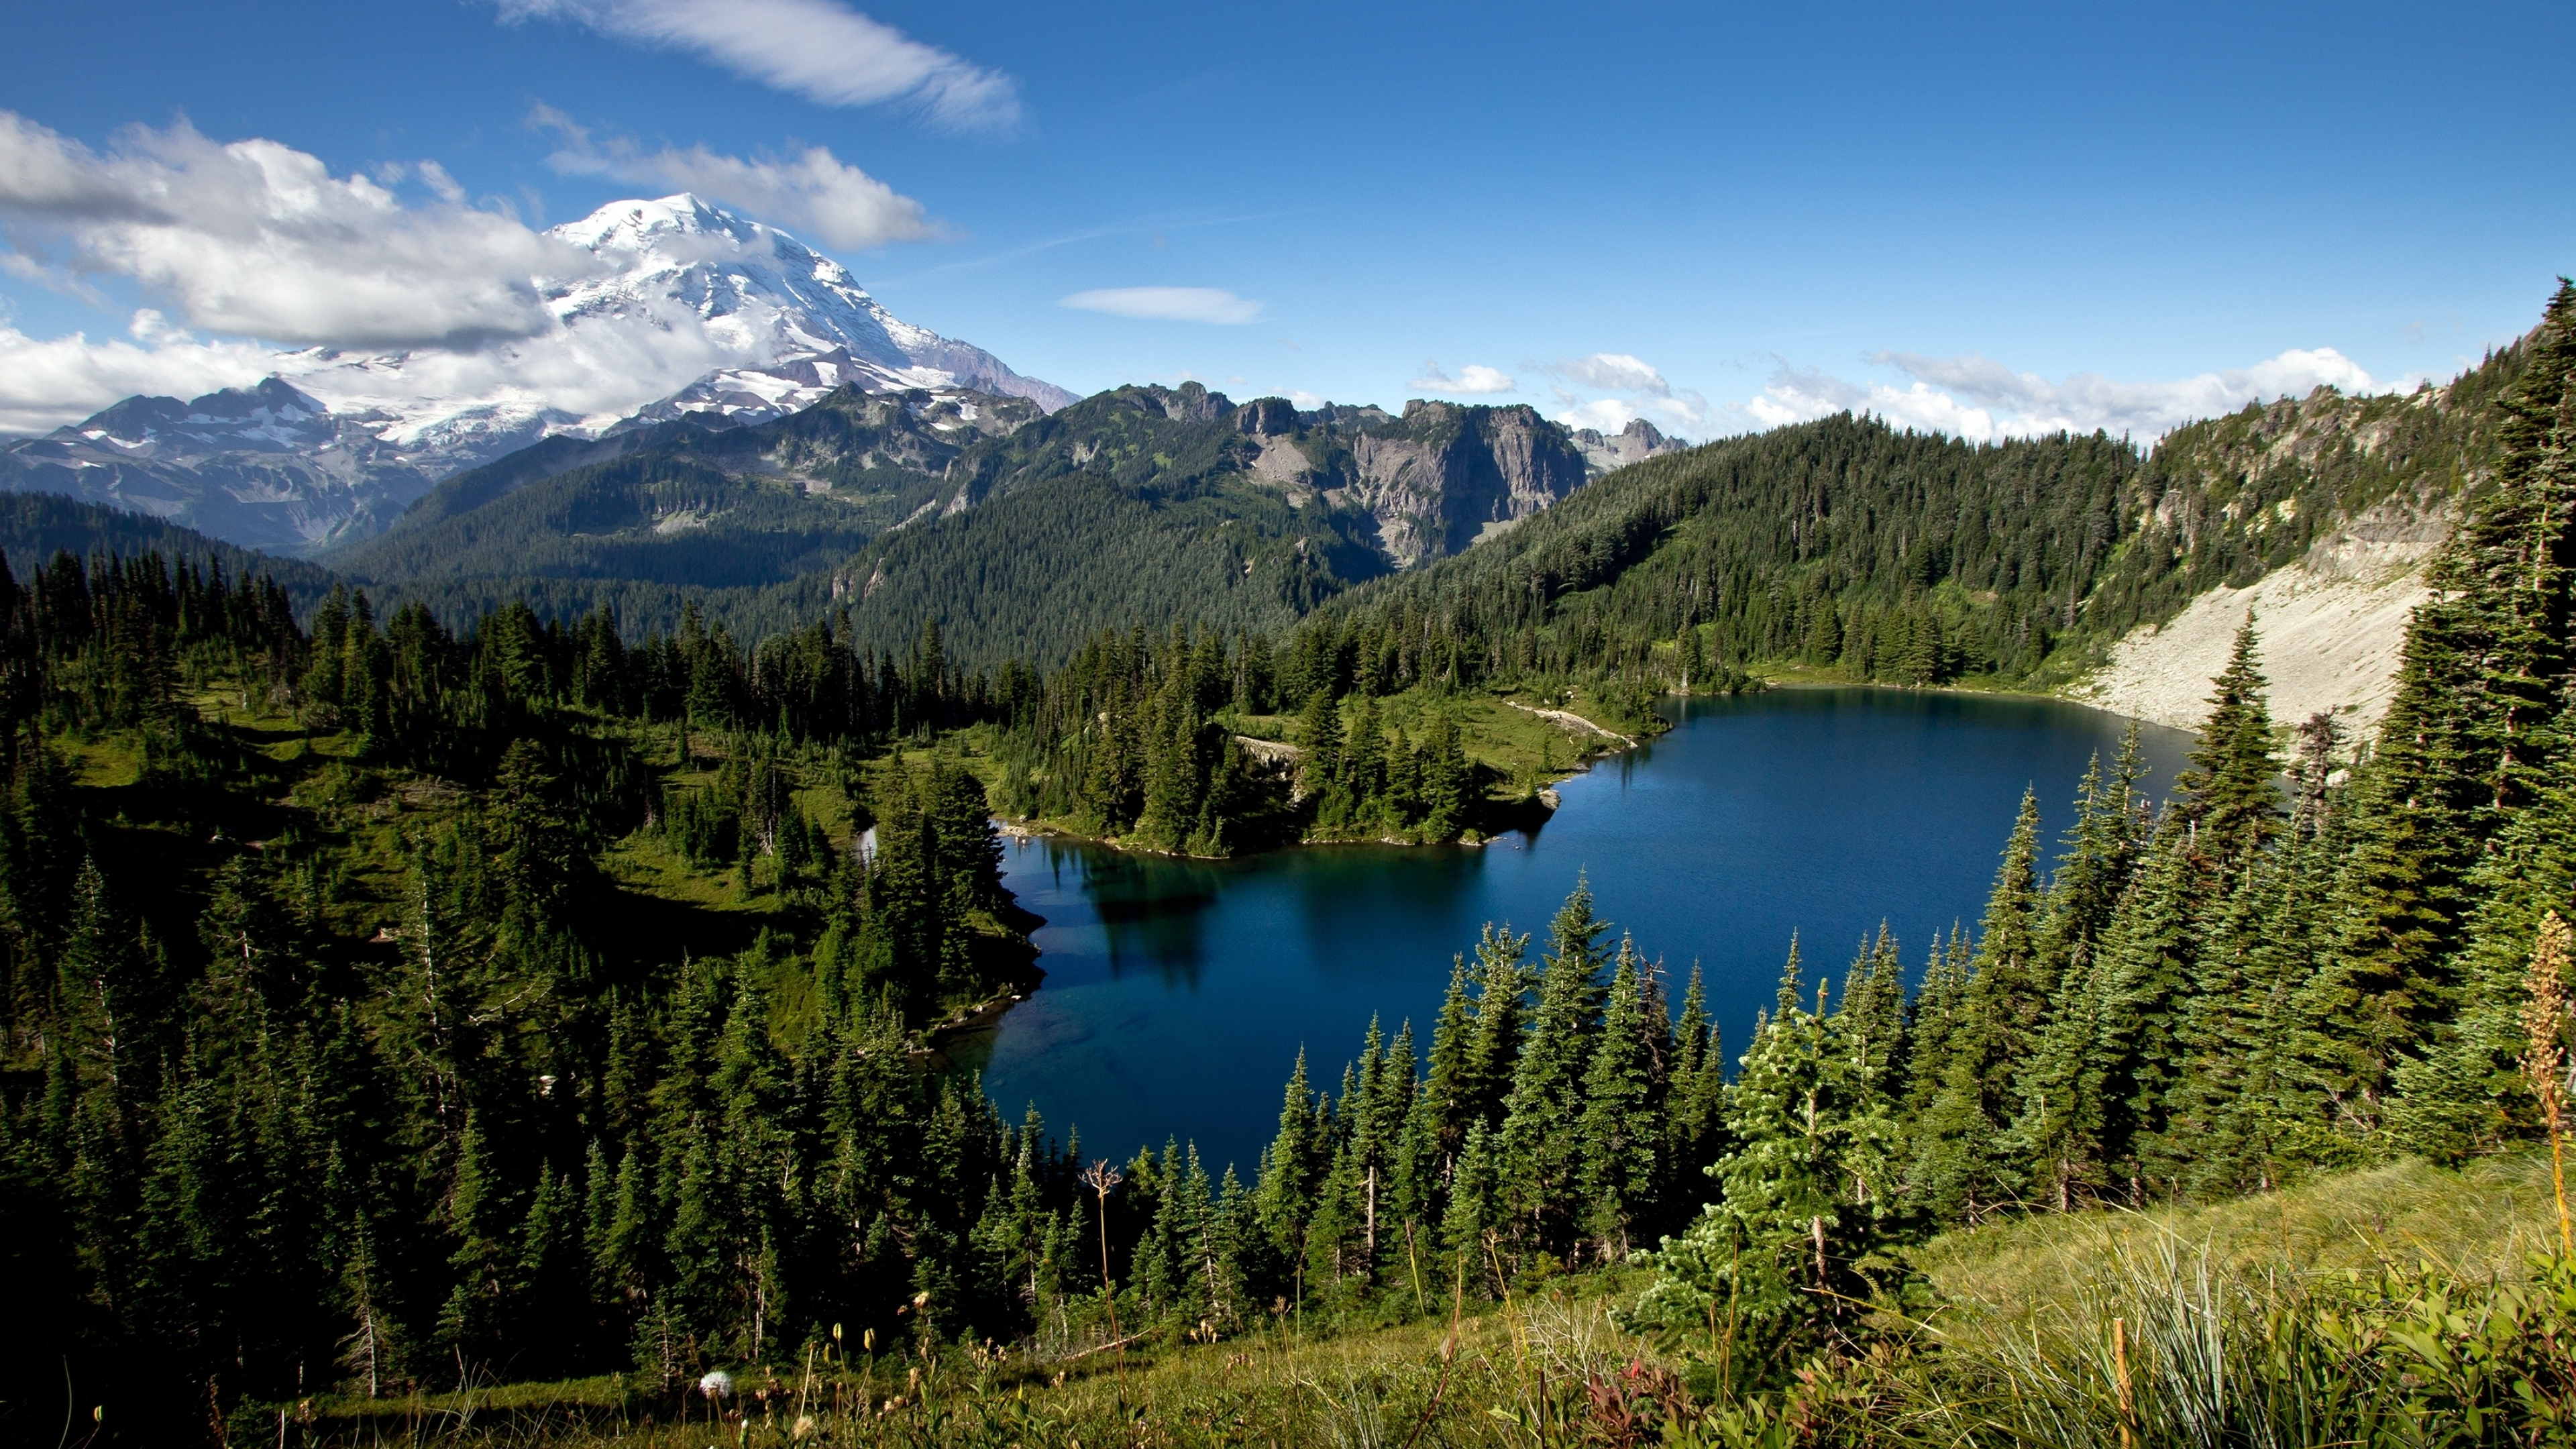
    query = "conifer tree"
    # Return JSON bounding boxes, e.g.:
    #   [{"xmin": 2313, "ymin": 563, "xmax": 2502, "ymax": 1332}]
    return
[
  {"xmin": 2392, "ymin": 706, "xmax": 2576, "ymax": 1159},
  {"xmin": 2008, "ymin": 932, "xmax": 2112, "ymax": 1211},
  {"xmin": 1633, "ymin": 942, "xmax": 1881, "ymax": 1375},
  {"xmin": 1418, "ymin": 955, "xmax": 1479, "ymax": 1163},
  {"xmin": 1906, "ymin": 792, "xmax": 2044, "ymax": 1220},
  {"xmin": 1661, "ymin": 965, "xmax": 1730, "ymax": 1214},
  {"xmin": 2088, "ymin": 815, "xmax": 2200, "ymax": 1195},
  {"xmin": 2150, "ymin": 859, "xmax": 2274, "ymax": 1192},
  {"xmin": 2176, "ymin": 616, "xmax": 2283, "ymax": 859},
  {"xmin": 2312, "ymin": 290, "xmax": 2576, "ymax": 1123},
  {"xmin": 1577, "ymin": 939, "xmax": 1662, "ymax": 1259},
  {"xmin": 1441, "ymin": 1118, "xmax": 1501, "ymax": 1293},
  {"xmin": 439, "ymin": 1114, "xmax": 513, "ymax": 1370},
  {"xmin": 1459, "ymin": 923, "xmax": 1533, "ymax": 1137},
  {"xmin": 2207, "ymin": 844, "xmax": 2336, "ymax": 1188},
  {"xmin": 1253, "ymin": 1049, "xmax": 1325, "ymax": 1298},
  {"xmin": 1495, "ymin": 881, "xmax": 1611, "ymax": 1256}
]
